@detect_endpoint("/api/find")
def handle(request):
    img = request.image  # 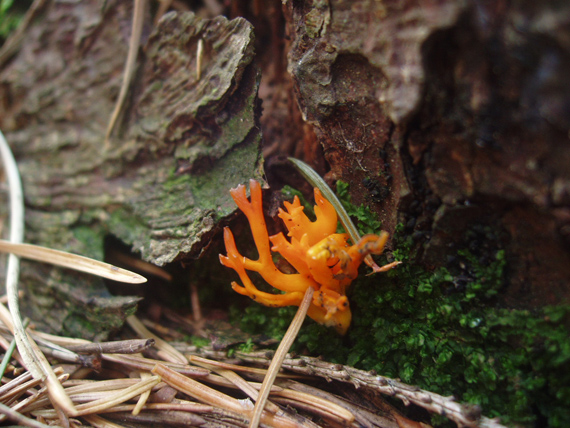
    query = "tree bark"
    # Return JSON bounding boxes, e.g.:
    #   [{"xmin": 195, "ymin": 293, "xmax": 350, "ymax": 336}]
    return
[
  {"xmin": 0, "ymin": 0, "xmax": 263, "ymax": 338},
  {"xmin": 282, "ymin": 0, "xmax": 570, "ymax": 309}
]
